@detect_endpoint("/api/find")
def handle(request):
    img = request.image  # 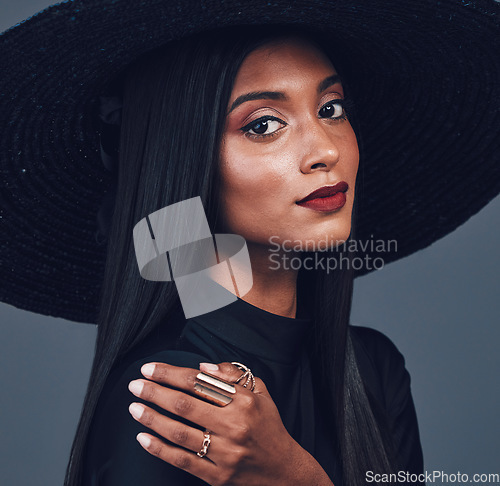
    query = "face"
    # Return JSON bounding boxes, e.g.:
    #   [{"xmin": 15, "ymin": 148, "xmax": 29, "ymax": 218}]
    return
[{"xmin": 218, "ymin": 37, "xmax": 359, "ymax": 252}]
